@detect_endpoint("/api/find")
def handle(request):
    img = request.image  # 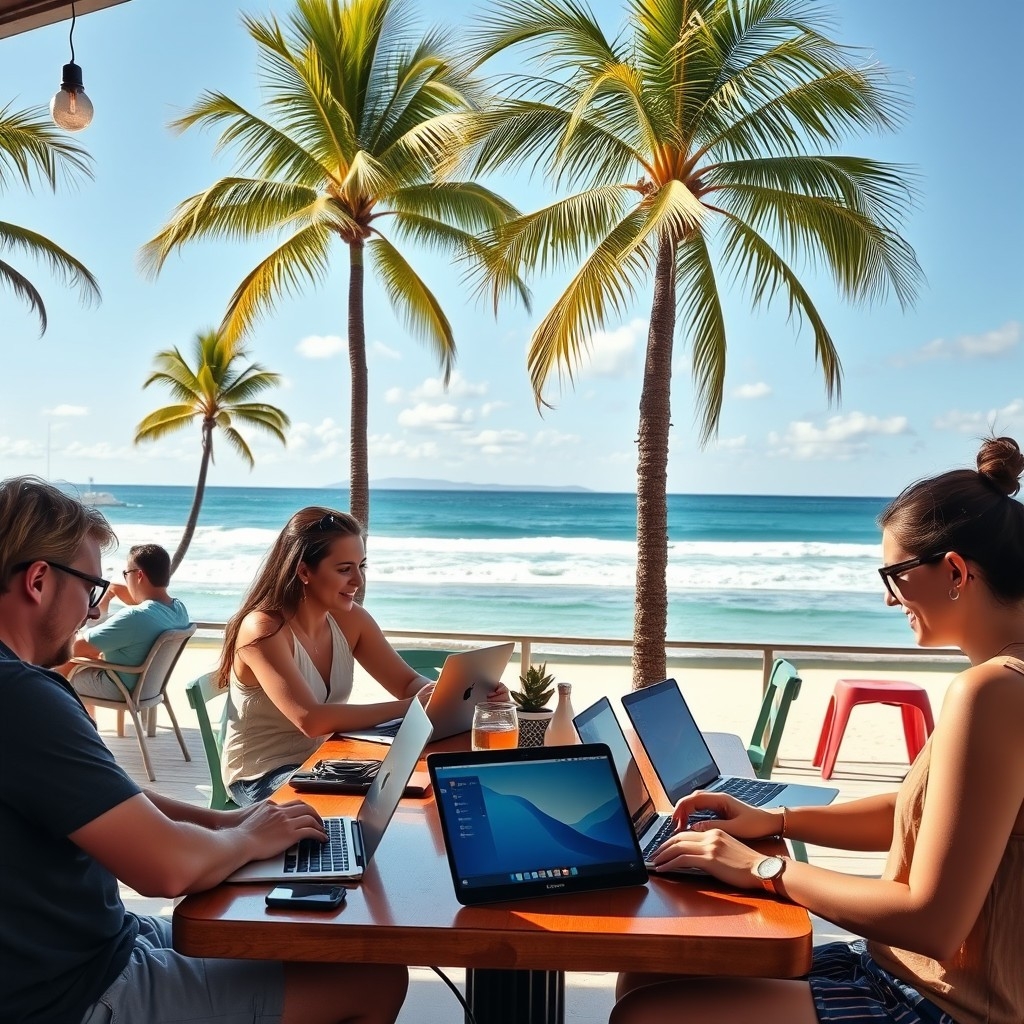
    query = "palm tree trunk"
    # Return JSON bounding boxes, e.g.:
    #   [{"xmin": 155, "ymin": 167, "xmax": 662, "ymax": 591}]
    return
[
  {"xmin": 347, "ymin": 240, "xmax": 369, "ymax": 604},
  {"xmin": 171, "ymin": 419, "xmax": 213, "ymax": 575},
  {"xmin": 632, "ymin": 235, "xmax": 677, "ymax": 688}
]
